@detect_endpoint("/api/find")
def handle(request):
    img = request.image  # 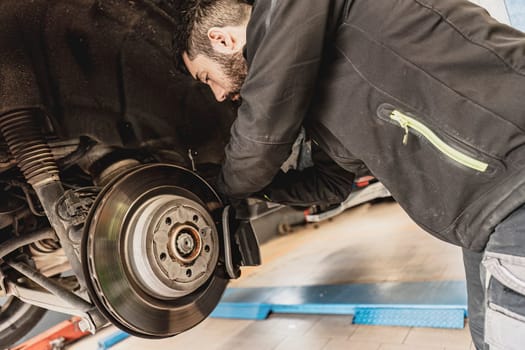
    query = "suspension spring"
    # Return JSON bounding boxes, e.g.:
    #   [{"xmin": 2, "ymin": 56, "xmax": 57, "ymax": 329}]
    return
[{"xmin": 0, "ymin": 109, "xmax": 59, "ymax": 187}]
